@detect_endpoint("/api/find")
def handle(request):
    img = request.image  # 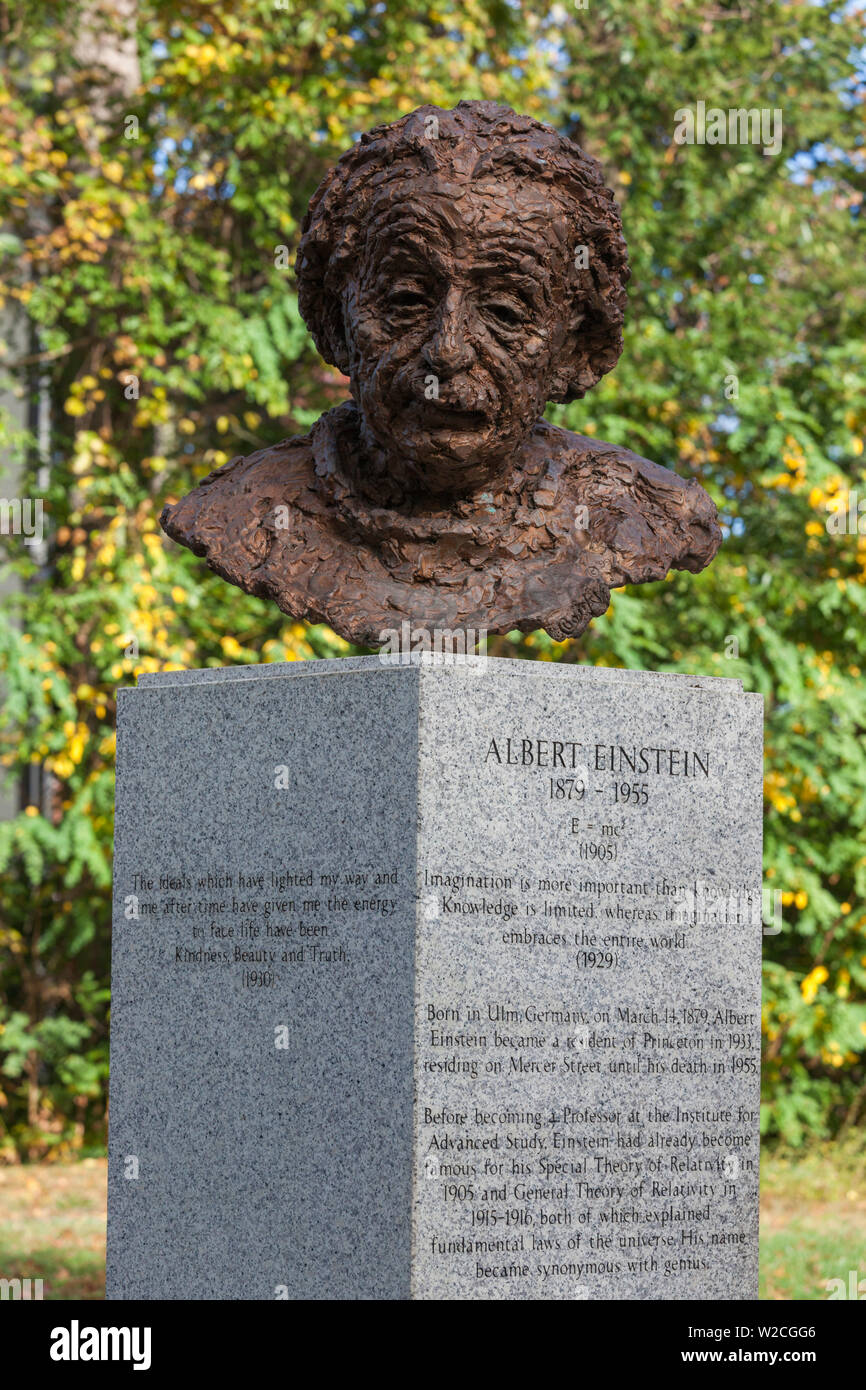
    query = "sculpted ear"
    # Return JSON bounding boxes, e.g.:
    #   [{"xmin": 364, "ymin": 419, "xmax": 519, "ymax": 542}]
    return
[
  {"xmin": 324, "ymin": 292, "xmax": 352, "ymax": 375},
  {"xmin": 298, "ymin": 279, "xmax": 352, "ymax": 375},
  {"xmin": 546, "ymin": 301, "xmax": 627, "ymax": 405},
  {"xmin": 547, "ymin": 308, "xmax": 593, "ymax": 404},
  {"xmin": 547, "ymin": 224, "xmax": 630, "ymax": 404}
]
